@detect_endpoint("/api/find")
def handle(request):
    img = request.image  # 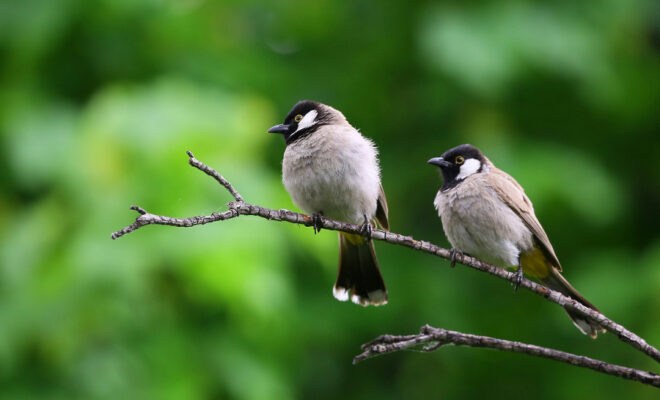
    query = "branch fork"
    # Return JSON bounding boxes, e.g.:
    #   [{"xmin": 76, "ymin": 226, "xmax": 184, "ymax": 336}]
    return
[{"xmin": 111, "ymin": 151, "xmax": 660, "ymax": 389}]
